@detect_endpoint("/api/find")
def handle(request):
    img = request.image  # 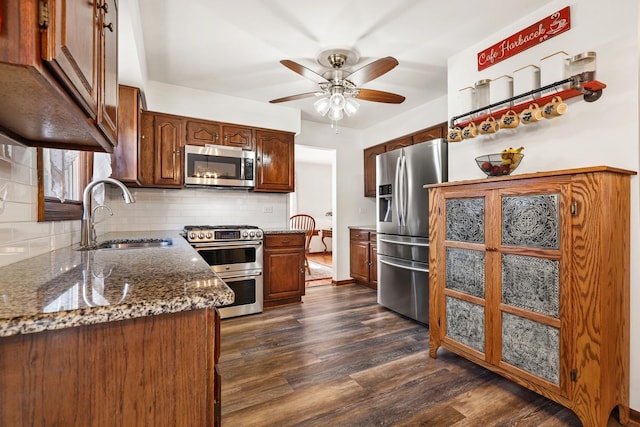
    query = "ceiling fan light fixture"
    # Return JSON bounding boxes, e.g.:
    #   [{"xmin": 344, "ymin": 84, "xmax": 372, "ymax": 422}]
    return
[
  {"xmin": 314, "ymin": 97, "xmax": 331, "ymax": 116},
  {"xmin": 344, "ymin": 97, "xmax": 360, "ymax": 117},
  {"xmin": 329, "ymin": 92, "xmax": 346, "ymax": 110},
  {"xmin": 328, "ymin": 106, "xmax": 344, "ymax": 121}
]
